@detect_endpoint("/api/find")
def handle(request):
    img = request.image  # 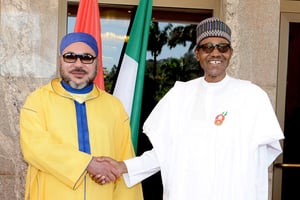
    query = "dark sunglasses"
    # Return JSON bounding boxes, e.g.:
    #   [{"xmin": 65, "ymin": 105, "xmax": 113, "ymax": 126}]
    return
[
  {"xmin": 62, "ymin": 53, "xmax": 97, "ymax": 64},
  {"xmin": 196, "ymin": 43, "xmax": 231, "ymax": 54}
]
